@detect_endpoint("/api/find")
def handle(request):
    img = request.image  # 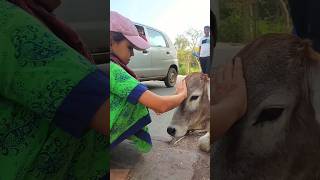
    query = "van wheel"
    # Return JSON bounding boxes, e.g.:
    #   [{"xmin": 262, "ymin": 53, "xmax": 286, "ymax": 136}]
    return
[{"xmin": 164, "ymin": 67, "xmax": 178, "ymax": 87}]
